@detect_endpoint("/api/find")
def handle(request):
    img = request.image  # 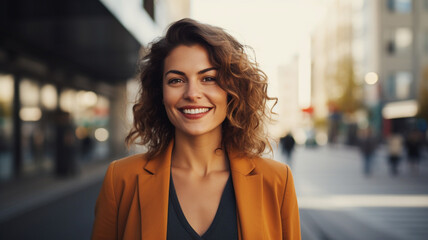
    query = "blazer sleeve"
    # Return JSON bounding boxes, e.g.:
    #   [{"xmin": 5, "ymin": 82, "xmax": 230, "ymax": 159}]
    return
[
  {"xmin": 281, "ymin": 166, "xmax": 301, "ymax": 240},
  {"xmin": 91, "ymin": 161, "xmax": 118, "ymax": 240}
]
